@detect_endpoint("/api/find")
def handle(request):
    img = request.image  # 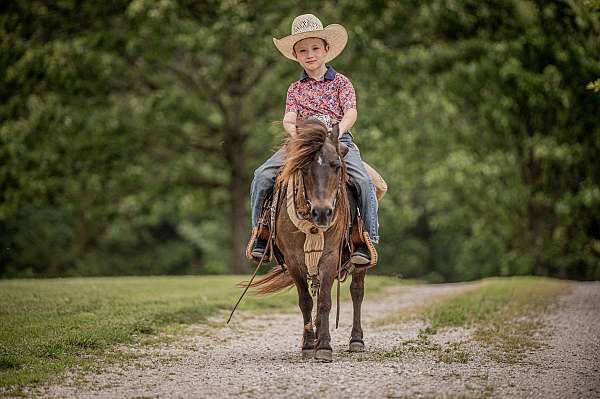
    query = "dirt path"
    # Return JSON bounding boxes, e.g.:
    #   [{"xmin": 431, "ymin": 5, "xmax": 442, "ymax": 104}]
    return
[{"xmin": 30, "ymin": 281, "xmax": 600, "ymax": 398}]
